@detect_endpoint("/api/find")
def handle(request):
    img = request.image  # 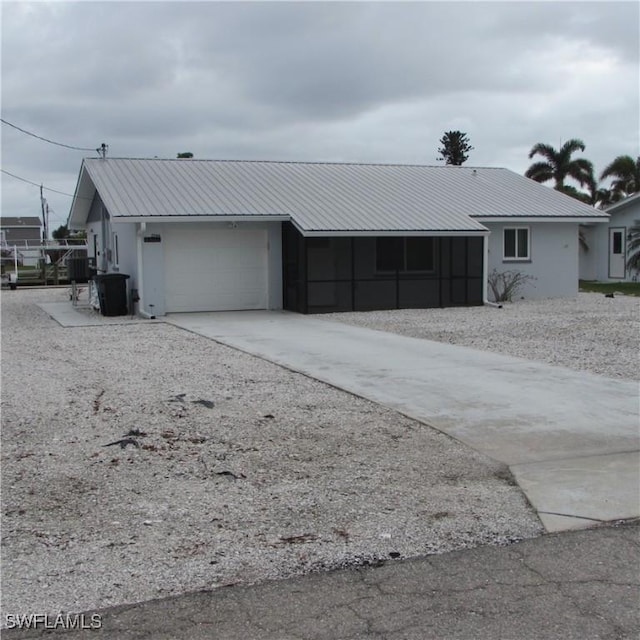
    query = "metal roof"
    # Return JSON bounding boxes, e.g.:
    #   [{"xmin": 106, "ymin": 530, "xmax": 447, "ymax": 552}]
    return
[
  {"xmin": 0, "ymin": 217, "xmax": 42, "ymax": 227},
  {"xmin": 69, "ymin": 158, "xmax": 607, "ymax": 234},
  {"xmin": 604, "ymin": 191, "xmax": 640, "ymax": 214}
]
